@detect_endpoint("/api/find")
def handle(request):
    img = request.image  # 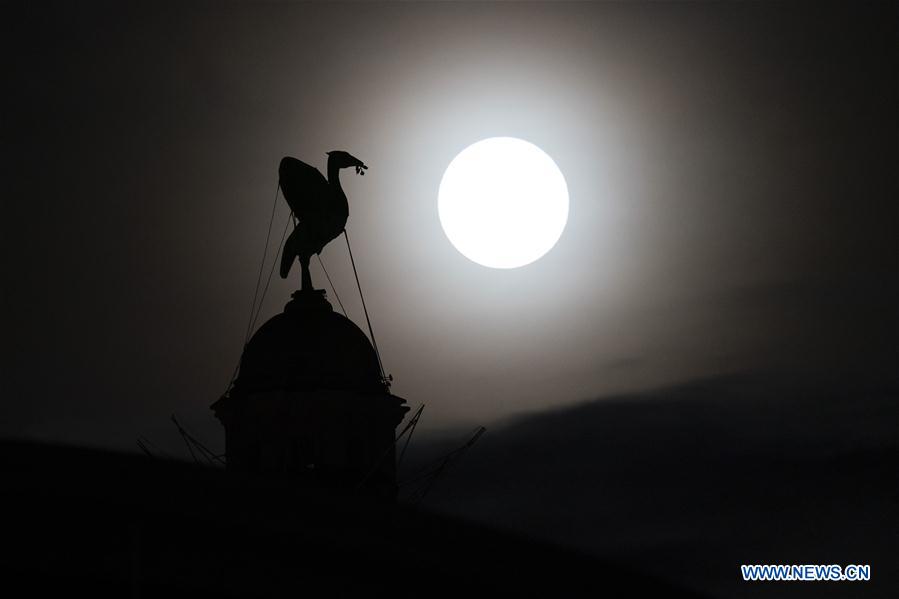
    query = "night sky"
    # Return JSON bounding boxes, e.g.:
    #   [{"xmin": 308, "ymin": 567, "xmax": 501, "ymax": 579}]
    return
[
  {"xmin": 3, "ymin": 4, "xmax": 897, "ymax": 592},
  {"xmin": 6, "ymin": 0, "xmax": 895, "ymax": 445}
]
